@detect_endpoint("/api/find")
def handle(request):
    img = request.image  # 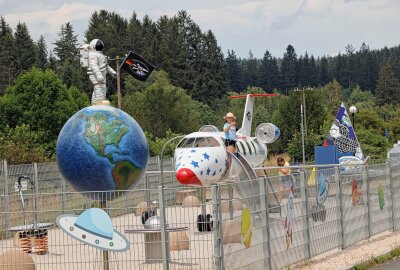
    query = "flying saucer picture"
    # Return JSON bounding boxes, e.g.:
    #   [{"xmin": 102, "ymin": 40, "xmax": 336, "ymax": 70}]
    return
[
  {"xmin": 56, "ymin": 208, "xmax": 129, "ymax": 252},
  {"xmin": 317, "ymin": 174, "xmax": 329, "ymax": 205},
  {"xmin": 285, "ymin": 189, "xmax": 294, "ymax": 250}
]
